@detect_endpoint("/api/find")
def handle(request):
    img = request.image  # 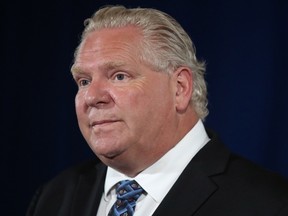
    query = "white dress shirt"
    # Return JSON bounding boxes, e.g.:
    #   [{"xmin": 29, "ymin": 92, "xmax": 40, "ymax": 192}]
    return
[{"xmin": 96, "ymin": 120, "xmax": 210, "ymax": 216}]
